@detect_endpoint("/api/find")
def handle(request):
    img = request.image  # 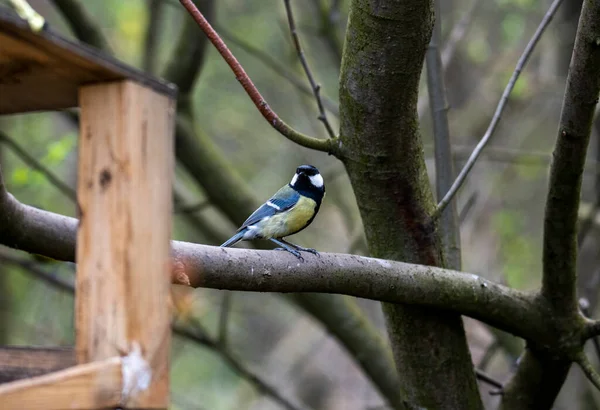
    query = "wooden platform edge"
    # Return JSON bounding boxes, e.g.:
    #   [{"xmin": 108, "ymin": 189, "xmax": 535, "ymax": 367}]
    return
[
  {"xmin": 0, "ymin": 346, "xmax": 76, "ymax": 383},
  {"xmin": 0, "ymin": 6, "xmax": 177, "ymax": 99},
  {"xmin": 0, "ymin": 356, "xmax": 122, "ymax": 410}
]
